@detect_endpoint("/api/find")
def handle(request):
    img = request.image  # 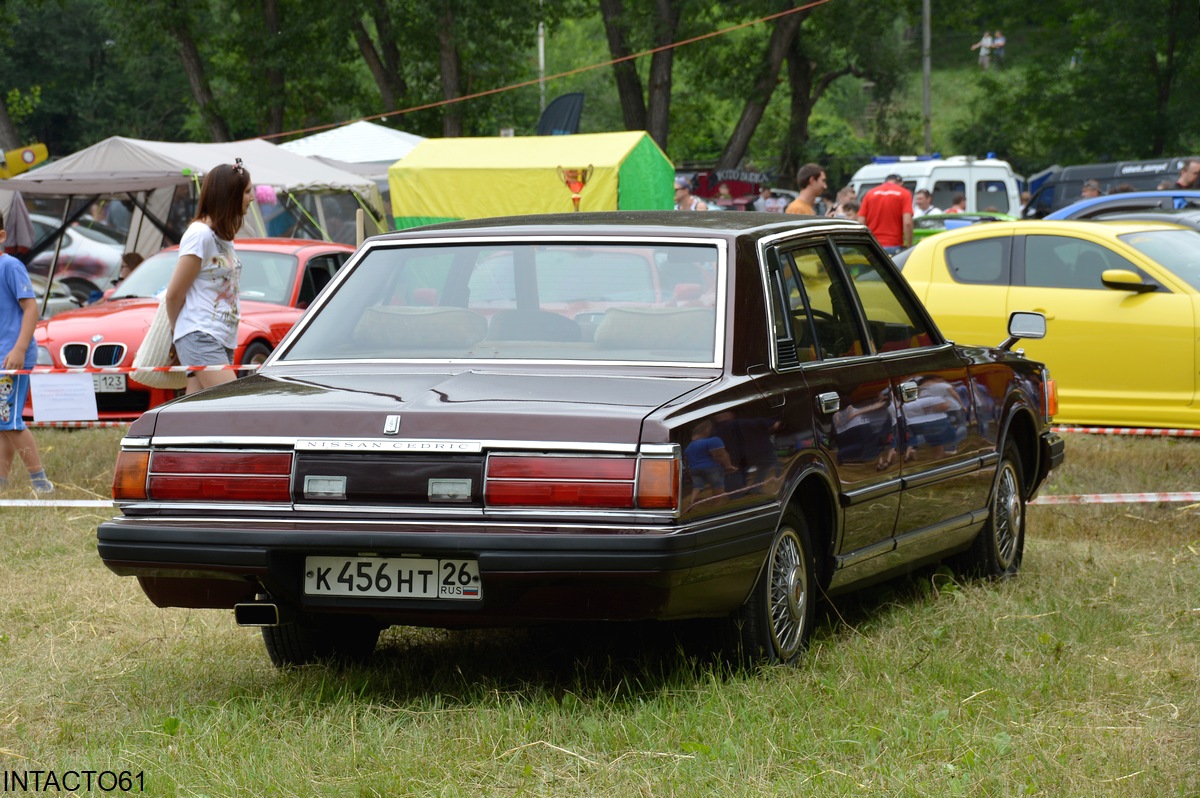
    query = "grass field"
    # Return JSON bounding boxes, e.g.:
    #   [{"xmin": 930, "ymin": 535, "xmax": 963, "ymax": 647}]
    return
[{"xmin": 1, "ymin": 428, "xmax": 1197, "ymax": 796}]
